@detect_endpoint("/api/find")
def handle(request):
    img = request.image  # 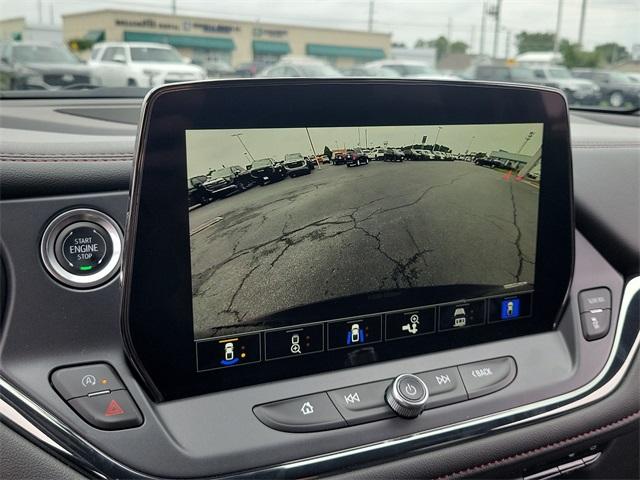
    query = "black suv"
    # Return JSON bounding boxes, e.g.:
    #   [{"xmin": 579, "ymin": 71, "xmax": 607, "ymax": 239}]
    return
[
  {"xmin": 248, "ymin": 158, "xmax": 288, "ymax": 185},
  {"xmin": 207, "ymin": 165, "xmax": 256, "ymax": 191},
  {"xmin": 345, "ymin": 148, "xmax": 369, "ymax": 167},
  {"xmin": 187, "ymin": 175, "xmax": 237, "ymax": 207}
]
